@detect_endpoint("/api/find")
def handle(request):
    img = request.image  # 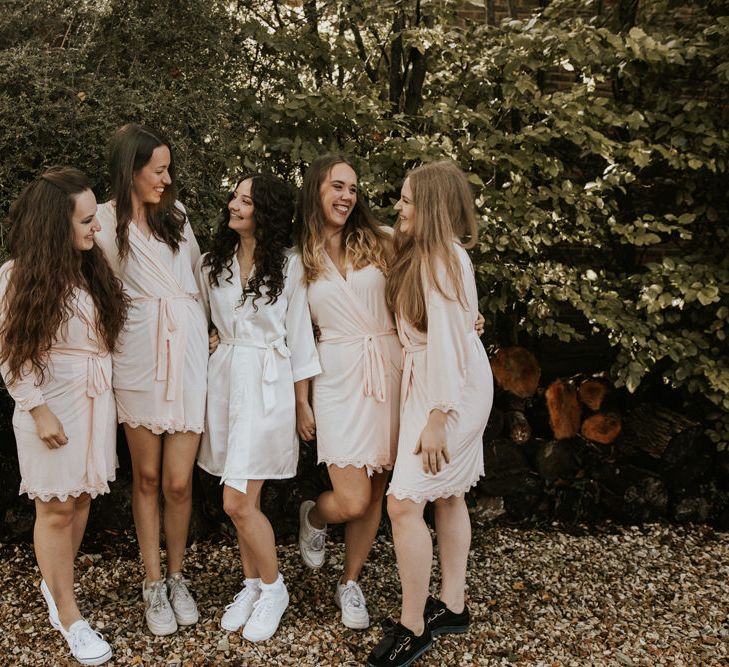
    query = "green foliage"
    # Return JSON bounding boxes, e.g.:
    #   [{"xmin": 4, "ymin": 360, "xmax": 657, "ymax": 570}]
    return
[{"xmin": 1, "ymin": 0, "xmax": 727, "ymax": 444}]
